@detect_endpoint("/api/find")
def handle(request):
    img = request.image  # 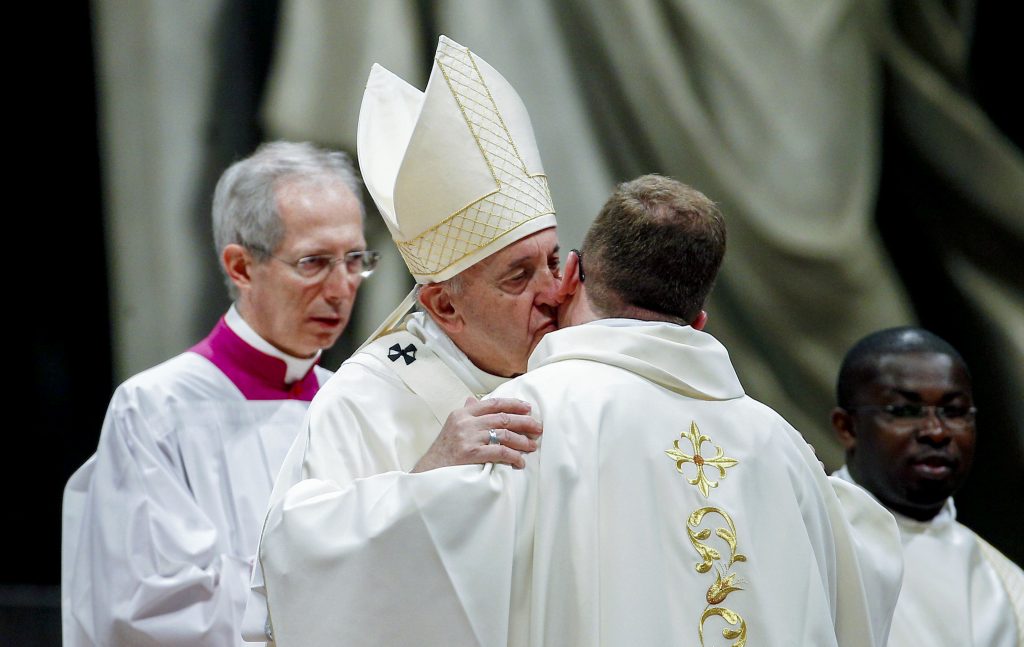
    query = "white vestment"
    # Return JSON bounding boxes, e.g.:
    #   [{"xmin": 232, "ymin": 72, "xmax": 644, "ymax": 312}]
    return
[
  {"xmin": 835, "ymin": 466, "xmax": 1024, "ymax": 646},
  {"xmin": 62, "ymin": 309, "xmax": 330, "ymax": 647},
  {"xmin": 247, "ymin": 312, "xmax": 508, "ymax": 642},
  {"xmin": 259, "ymin": 320, "xmax": 903, "ymax": 646}
]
